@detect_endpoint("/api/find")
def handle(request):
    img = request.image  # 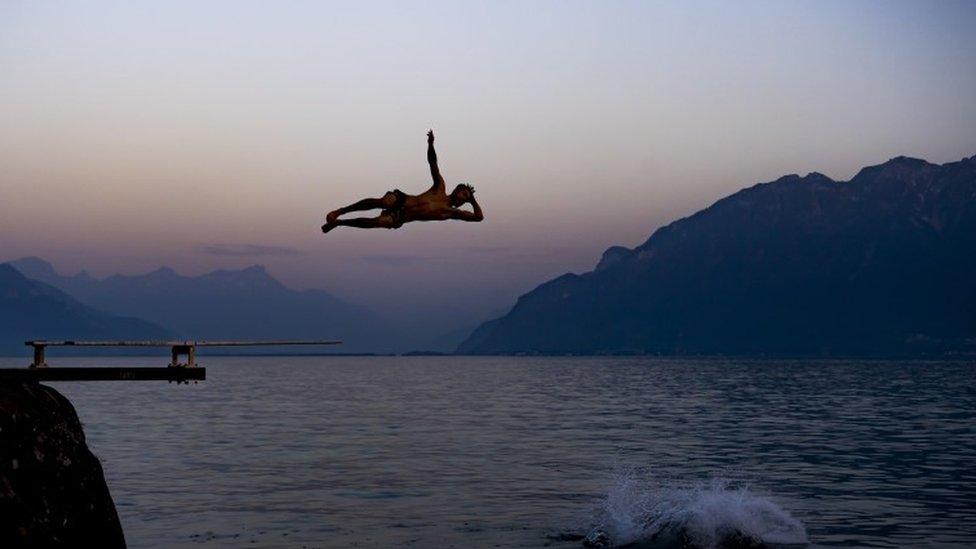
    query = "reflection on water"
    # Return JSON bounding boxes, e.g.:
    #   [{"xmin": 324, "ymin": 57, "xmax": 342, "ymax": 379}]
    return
[{"xmin": 11, "ymin": 356, "xmax": 974, "ymax": 548}]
